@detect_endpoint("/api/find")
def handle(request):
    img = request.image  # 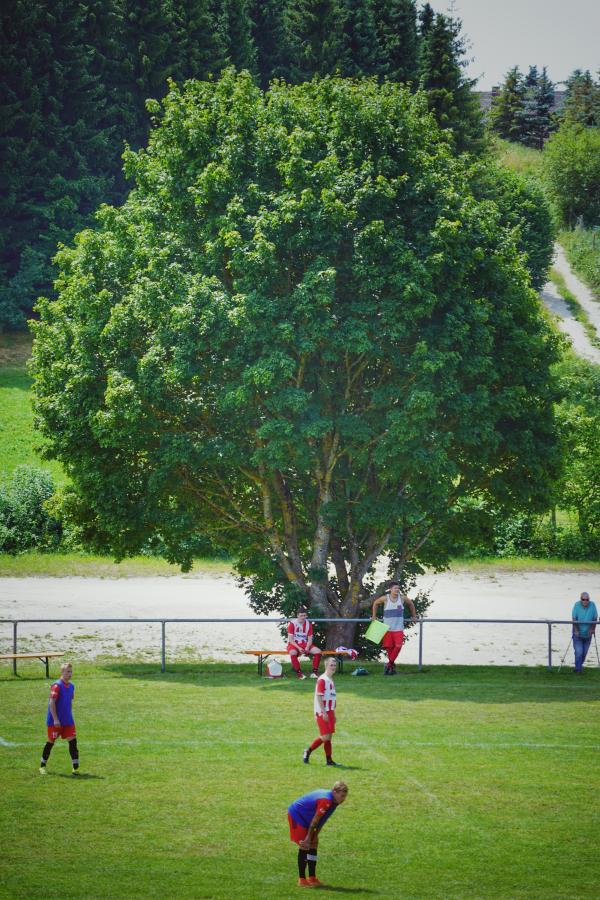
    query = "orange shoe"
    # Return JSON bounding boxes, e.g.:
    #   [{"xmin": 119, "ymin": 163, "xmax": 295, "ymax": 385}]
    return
[
  {"xmin": 297, "ymin": 877, "xmax": 310, "ymax": 887},
  {"xmin": 307, "ymin": 877, "xmax": 323, "ymax": 886}
]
